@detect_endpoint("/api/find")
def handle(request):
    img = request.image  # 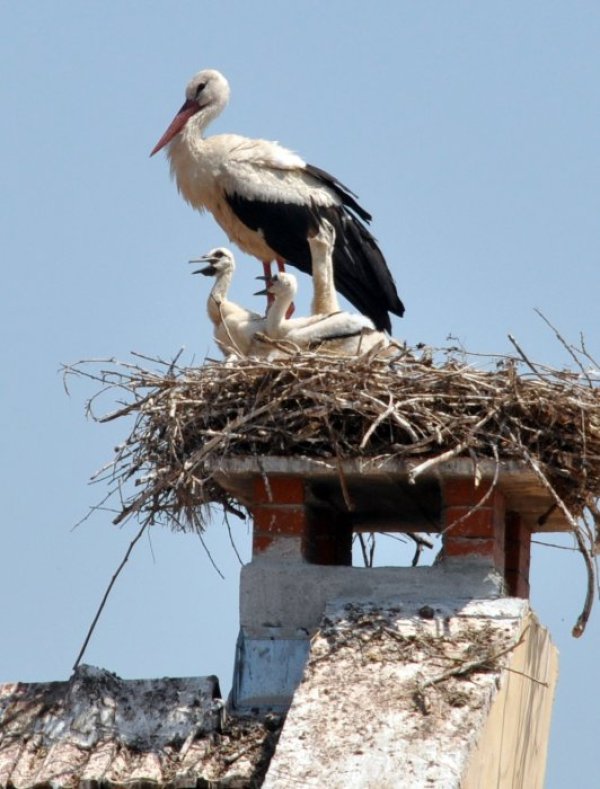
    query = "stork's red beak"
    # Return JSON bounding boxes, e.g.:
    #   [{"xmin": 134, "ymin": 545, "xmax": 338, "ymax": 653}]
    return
[{"xmin": 150, "ymin": 99, "xmax": 201, "ymax": 157}]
